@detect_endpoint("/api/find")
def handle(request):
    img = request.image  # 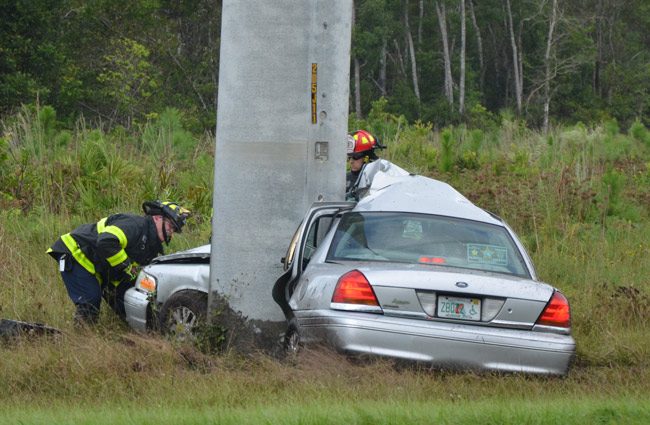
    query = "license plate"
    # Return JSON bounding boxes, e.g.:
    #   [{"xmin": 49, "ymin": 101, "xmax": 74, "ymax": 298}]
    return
[{"xmin": 437, "ymin": 295, "xmax": 481, "ymax": 321}]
